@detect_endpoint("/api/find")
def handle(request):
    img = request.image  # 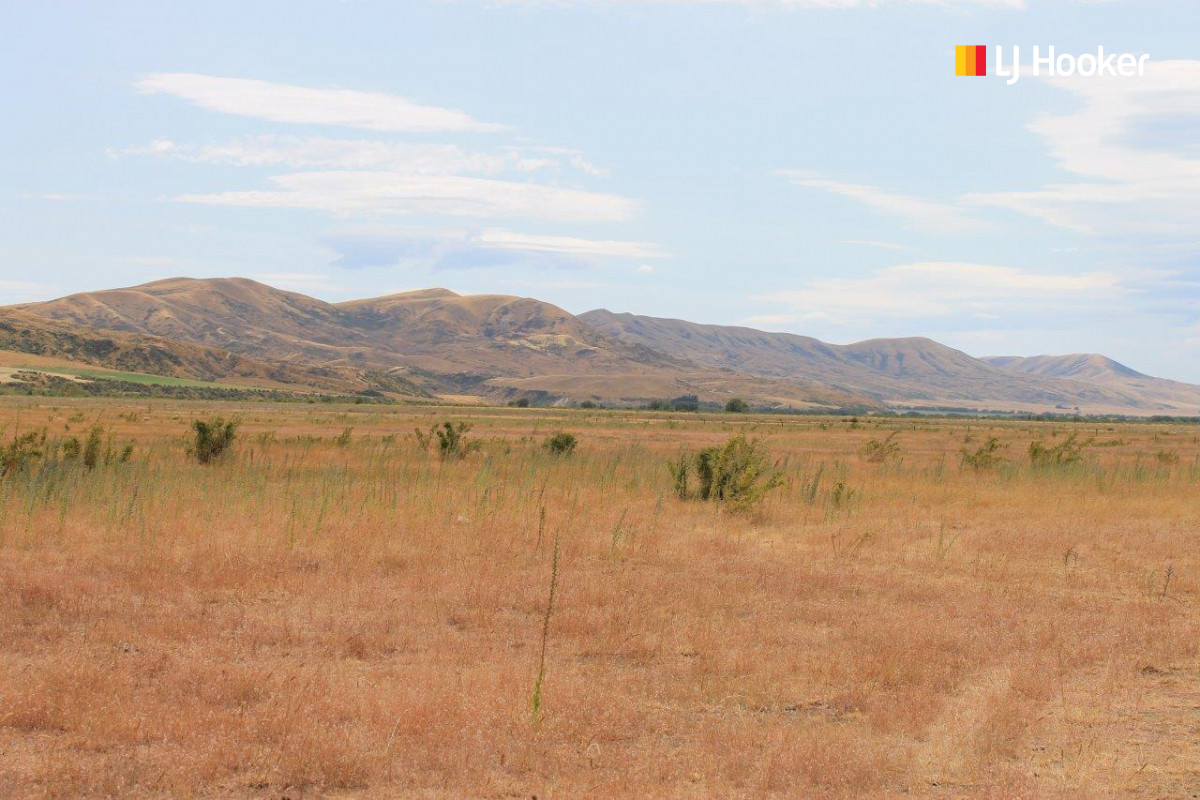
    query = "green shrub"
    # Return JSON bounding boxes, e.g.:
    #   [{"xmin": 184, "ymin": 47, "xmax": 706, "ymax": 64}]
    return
[
  {"xmin": 670, "ymin": 395, "xmax": 700, "ymax": 412},
  {"xmin": 1028, "ymin": 433, "xmax": 1092, "ymax": 467},
  {"xmin": 189, "ymin": 418, "xmax": 239, "ymax": 464},
  {"xmin": 544, "ymin": 432, "xmax": 577, "ymax": 456},
  {"xmin": 61, "ymin": 436, "xmax": 81, "ymax": 460},
  {"xmin": 83, "ymin": 425, "xmax": 104, "ymax": 469},
  {"xmin": 1, "ymin": 429, "xmax": 46, "ymax": 478},
  {"xmin": 1155, "ymin": 450, "xmax": 1180, "ymax": 465},
  {"xmin": 861, "ymin": 432, "xmax": 900, "ymax": 463},
  {"xmin": 669, "ymin": 435, "xmax": 782, "ymax": 511},
  {"xmin": 960, "ymin": 436, "xmax": 1006, "ymax": 470},
  {"xmin": 724, "ymin": 397, "xmax": 749, "ymax": 413},
  {"xmin": 416, "ymin": 421, "xmax": 479, "ymax": 460},
  {"xmin": 509, "ymin": 397, "xmax": 530, "ymax": 408}
]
